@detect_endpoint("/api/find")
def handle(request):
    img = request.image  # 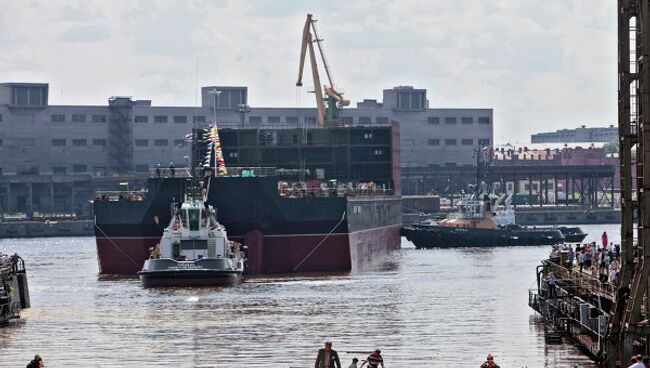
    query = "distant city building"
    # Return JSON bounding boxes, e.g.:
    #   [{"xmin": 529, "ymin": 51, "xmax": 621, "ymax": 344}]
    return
[
  {"xmin": 0, "ymin": 82, "xmax": 493, "ymax": 177},
  {"xmin": 531, "ymin": 125, "xmax": 618, "ymax": 143},
  {"xmin": 0, "ymin": 82, "xmax": 492, "ymax": 213}
]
